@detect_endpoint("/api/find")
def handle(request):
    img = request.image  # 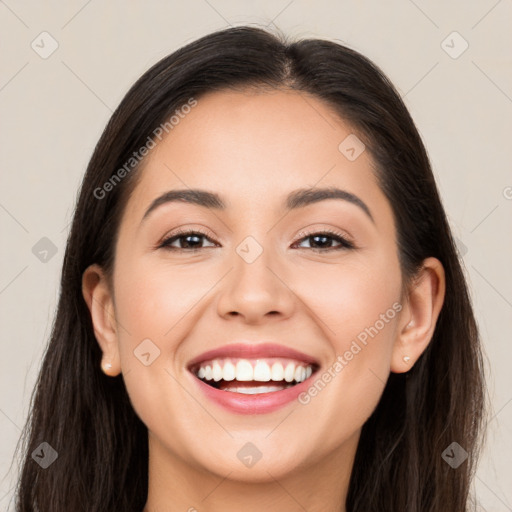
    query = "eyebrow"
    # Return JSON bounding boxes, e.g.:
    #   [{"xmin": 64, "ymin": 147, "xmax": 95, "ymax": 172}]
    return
[{"xmin": 140, "ymin": 186, "xmax": 374, "ymax": 225}]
